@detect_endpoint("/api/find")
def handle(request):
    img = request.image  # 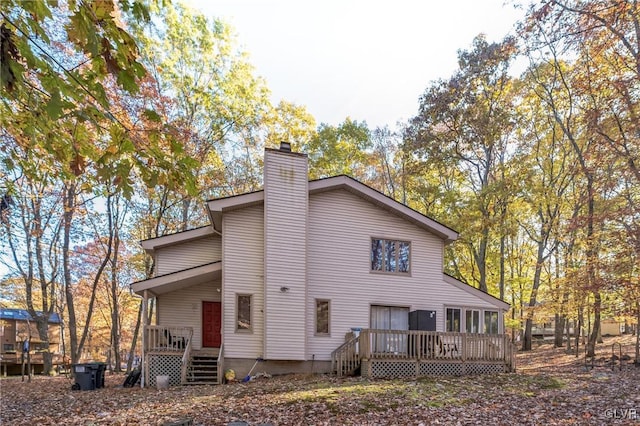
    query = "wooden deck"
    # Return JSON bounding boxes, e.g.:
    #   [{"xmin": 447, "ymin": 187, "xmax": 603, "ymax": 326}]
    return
[
  {"xmin": 1, "ymin": 352, "xmax": 65, "ymax": 375},
  {"xmin": 141, "ymin": 325, "xmax": 223, "ymax": 387},
  {"xmin": 332, "ymin": 329, "xmax": 516, "ymax": 378},
  {"xmin": 143, "ymin": 325, "xmax": 193, "ymax": 387}
]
